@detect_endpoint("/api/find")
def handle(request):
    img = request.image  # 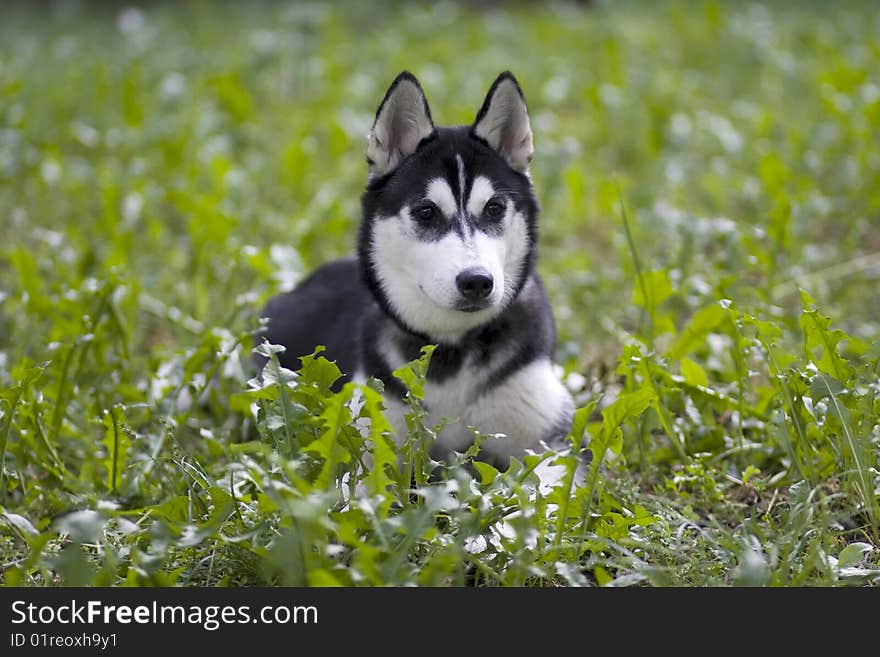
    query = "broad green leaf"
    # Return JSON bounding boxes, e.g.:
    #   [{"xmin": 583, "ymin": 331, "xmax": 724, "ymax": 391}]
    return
[
  {"xmin": 837, "ymin": 542, "xmax": 873, "ymax": 568},
  {"xmin": 566, "ymin": 401, "xmax": 597, "ymax": 451},
  {"xmin": 229, "ymin": 387, "xmax": 277, "ymax": 414},
  {"xmin": 298, "ymin": 348, "xmax": 344, "ymax": 393},
  {"xmin": 307, "ymin": 568, "xmax": 344, "ymax": 586},
  {"xmin": 741, "ymin": 312, "xmax": 785, "ymax": 349},
  {"xmin": 680, "ymin": 357, "xmax": 709, "ymax": 387},
  {"xmin": 632, "ymin": 269, "xmax": 672, "ymax": 307},
  {"xmin": 808, "ymin": 373, "xmax": 844, "ymax": 402},
  {"xmin": 607, "ymin": 427, "xmax": 624, "ymax": 456},
  {"xmin": 153, "ymin": 496, "xmax": 191, "ymax": 524},
  {"xmin": 800, "ymin": 303, "xmax": 854, "ymax": 382},
  {"xmin": 601, "ymin": 386, "xmax": 657, "ymax": 437},
  {"xmin": 307, "ymin": 385, "xmax": 355, "ymax": 487},
  {"xmin": 472, "ymin": 460, "xmax": 499, "ymax": 485},
  {"xmin": 53, "ymin": 543, "xmax": 99, "ymax": 586},
  {"xmin": 392, "ymin": 345, "xmax": 436, "ymax": 399},
  {"xmin": 362, "ymin": 385, "xmax": 398, "ymax": 500},
  {"xmin": 865, "ymin": 341, "xmax": 880, "ymax": 362},
  {"xmin": 594, "ymin": 565, "xmax": 612, "ymax": 587},
  {"xmin": 741, "ymin": 465, "xmax": 761, "ymax": 485},
  {"xmin": 759, "ymin": 152, "xmax": 789, "ymax": 194},
  {"xmin": 668, "ymin": 304, "xmax": 726, "ymax": 360},
  {"xmin": 177, "ymin": 489, "xmax": 236, "ymax": 547}
]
